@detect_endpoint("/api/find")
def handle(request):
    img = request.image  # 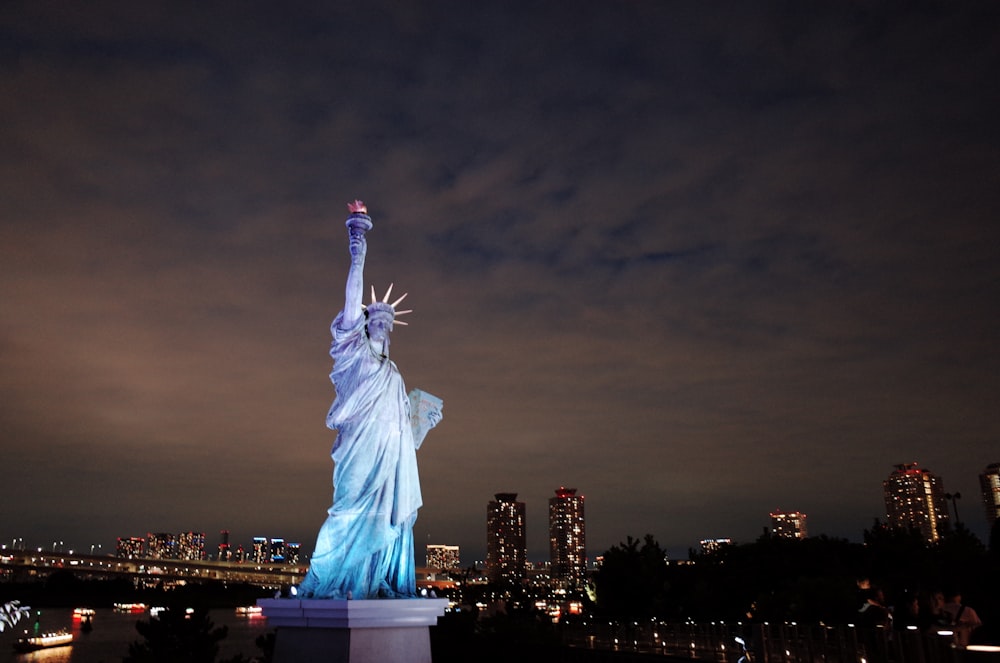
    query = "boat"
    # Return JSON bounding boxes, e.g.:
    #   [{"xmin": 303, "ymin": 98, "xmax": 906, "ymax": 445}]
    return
[
  {"xmin": 12, "ymin": 630, "xmax": 73, "ymax": 652},
  {"xmin": 147, "ymin": 606, "xmax": 194, "ymax": 618},
  {"xmin": 72, "ymin": 607, "xmax": 96, "ymax": 618},
  {"xmin": 235, "ymin": 605, "xmax": 264, "ymax": 617},
  {"xmin": 113, "ymin": 602, "xmax": 147, "ymax": 613}
]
